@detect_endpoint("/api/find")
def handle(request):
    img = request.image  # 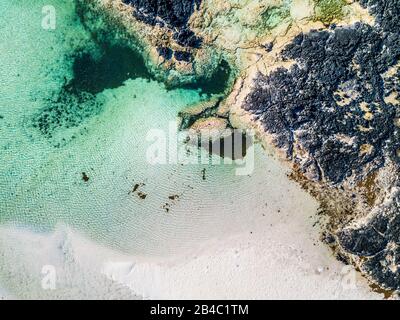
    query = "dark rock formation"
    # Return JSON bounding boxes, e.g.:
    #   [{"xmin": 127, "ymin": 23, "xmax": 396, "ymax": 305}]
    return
[
  {"xmin": 157, "ymin": 46, "xmax": 173, "ymax": 60},
  {"xmin": 122, "ymin": 0, "xmax": 203, "ymax": 51},
  {"xmin": 174, "ymin": 50, "xmax": 192, "ymax": 62},
  {"xmin": 173, "ymin": 27, "xmax": 202, "ymax": 48},
  {"xmin": 245, "ymin": 0, "xmax": 400, "ymax": 185},
  {"xmin": 245, "ymin": 0, "xmax": 400, "ymax": 291},
  {"xmin": 122, "ymin": 0, "xmax": 201, "ymax": 28},
  {"xmin": 338, "ymin": 189, "xmax": 400, "ymax": 291}
]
